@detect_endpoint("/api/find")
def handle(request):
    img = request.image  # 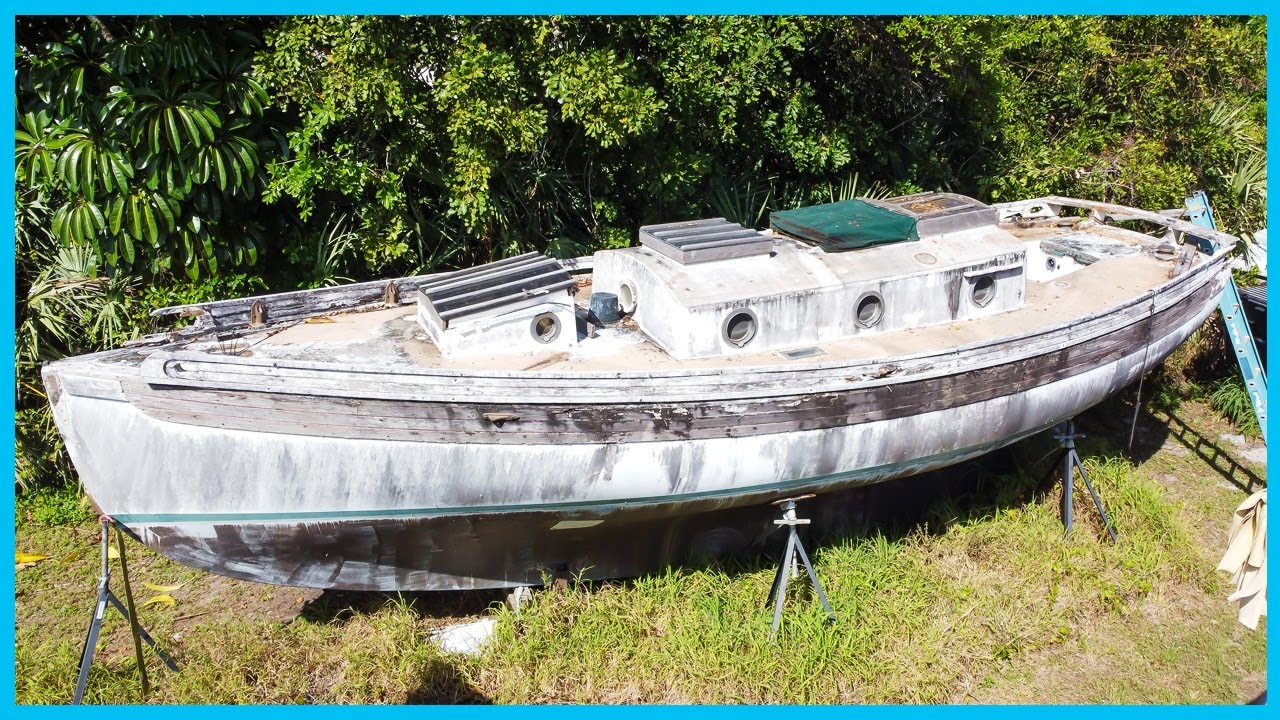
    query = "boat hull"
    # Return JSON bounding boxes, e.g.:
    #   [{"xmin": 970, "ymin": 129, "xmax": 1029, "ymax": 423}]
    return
[{"xmin": 45, "ymin": 261, "xmax": 1224, "ymax": 590}]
